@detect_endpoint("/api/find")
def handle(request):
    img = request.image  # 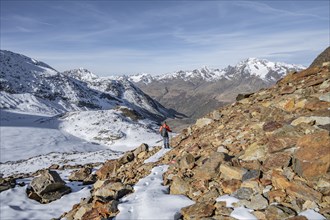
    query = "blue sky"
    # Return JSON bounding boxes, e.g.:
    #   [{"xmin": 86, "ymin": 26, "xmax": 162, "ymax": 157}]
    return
[{"xmin": 1, "ymin": 0, "xmax": 329, "ymax": 76}]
